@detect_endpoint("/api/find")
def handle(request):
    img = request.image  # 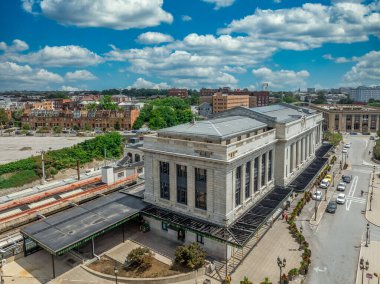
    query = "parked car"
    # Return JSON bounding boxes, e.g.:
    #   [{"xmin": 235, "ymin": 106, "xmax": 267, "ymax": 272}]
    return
[
  {"xmin": 326, "ymin": 201, "xmax": 337, "ymax": 213},
  {"xmin": 320, "ymin": 179, "xmax": 330, "ymax": 189},
  {"xmin": 342, "ymin": 175, "xmax": 351, "ymax": 183},
  {"xmin": 345, "ymin": 143, "xmax": 351, "ymax": 148},
  {"xmin": 312, "ymin": 190, "xmax": 323, "ymax": 201},
  {"xmin": 342, "ymin": 148, "xmax": 348, "ymax": 154},
  {"xmin": 370, "ymin": 136, "xmax": 375, "ymax": 140},
  {"xmin": 336, "ymin": 193, "xmax": 346, "ymax": 204},
  {"xmin": 26, "ymin": 131, "xmax": 34, "ymax": 136},
  {"xmin": 324, "ymin": 174, "xmax": 333, "ymax": 183},
  {"xmin": 322, "ymin": 141, "xmax": 330, "ymax": 145},
  {"xmin": 337, "ymin": 182, "xmax": 346, "ymax": 191}
]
